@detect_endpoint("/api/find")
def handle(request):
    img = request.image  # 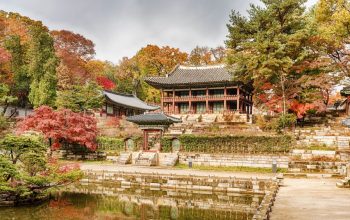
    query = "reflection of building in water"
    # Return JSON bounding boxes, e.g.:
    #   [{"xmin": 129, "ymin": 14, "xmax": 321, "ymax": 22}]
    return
[{"xmin": 65, "ymin": 183, "xmax": 263, "ymax": 220}]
